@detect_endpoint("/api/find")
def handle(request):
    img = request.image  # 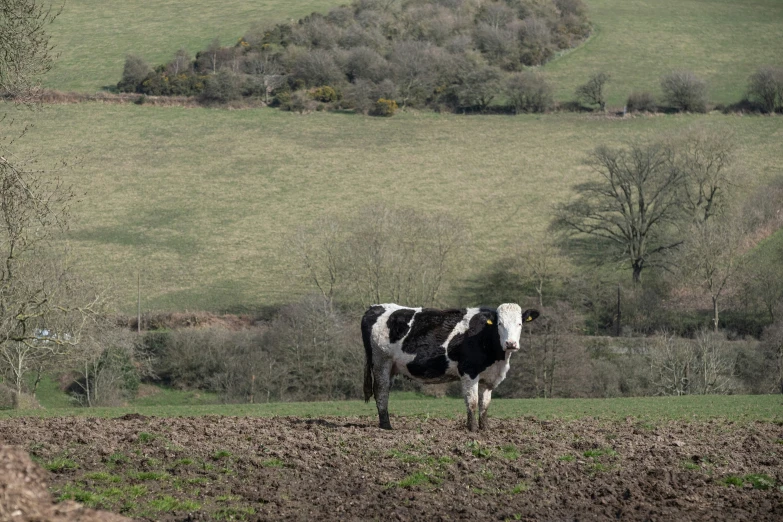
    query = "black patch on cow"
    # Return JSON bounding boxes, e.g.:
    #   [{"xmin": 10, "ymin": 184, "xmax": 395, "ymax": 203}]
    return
[
  {"xmin": 387, "ymin": 308, "xmax": 416, "ymax": 344},
  {"xmin": 447, "ymin": 309, "xmax": 504, "ymax": 380},
  {"xmin": 407, "ymin": 353, "xmax": 450, "ymax": 379},
  {"xmin": 361, "ymin": 305, "xmax": 386, "ymax": 366},
  {"xmin": 401, "ymin": 308, "xmax": 467, "ymax": 379}
]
